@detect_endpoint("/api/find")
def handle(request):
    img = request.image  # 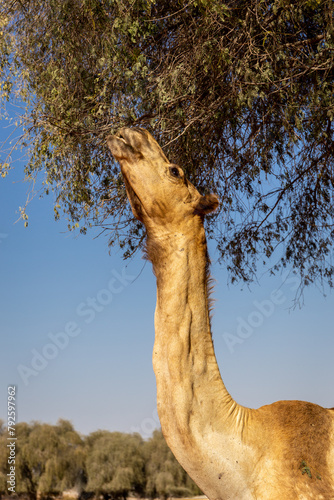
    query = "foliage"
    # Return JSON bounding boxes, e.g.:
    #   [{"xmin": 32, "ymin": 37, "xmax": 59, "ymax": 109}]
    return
[
  {"xmin": 85, "ymin": 431, "xmax": 145, "ymax": 499},
  {"xmin": 0, "ymin": 420, "xmax": 8, "ymax": 492},
  {"xmin": 13, "ymin": 420, "xmax": 86, "ymax": 499},
  {"xmin": 144, "ymin": 429, "xmax": 201, "ymax": 499},
  {"xmin": 0, "ymin": 421, "xmax": 198, "ymax": 499},
  {"xmin": 0, "ymin": 0, "xmax": 334, "ymax": 289}
]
